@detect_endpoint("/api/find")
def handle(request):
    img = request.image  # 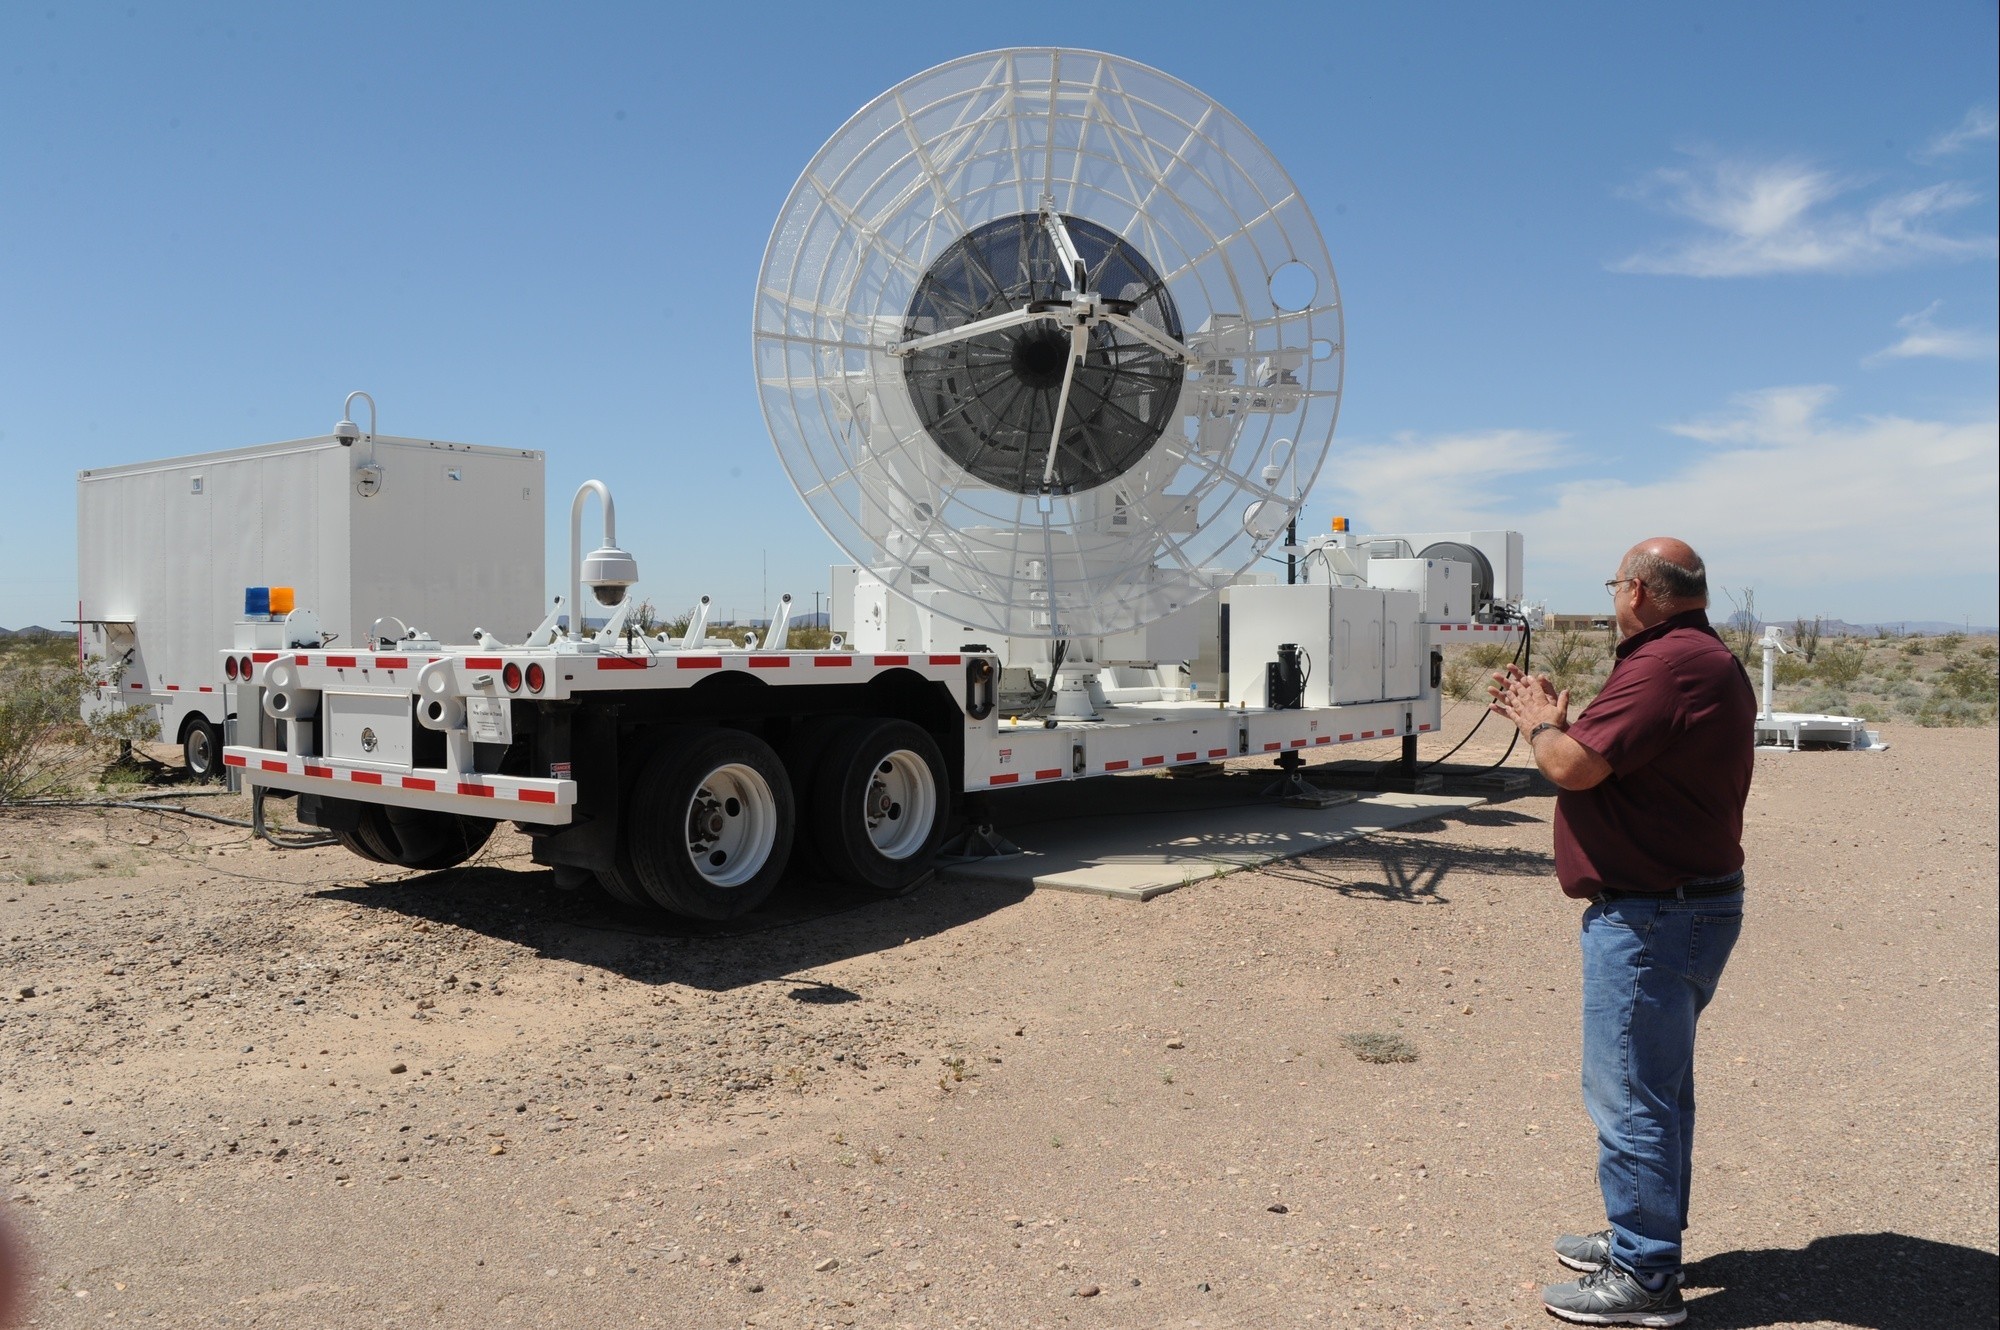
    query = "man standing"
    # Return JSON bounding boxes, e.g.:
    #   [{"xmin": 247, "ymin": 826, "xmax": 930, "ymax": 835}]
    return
[{"xmin": 1489, "ymin": 537, "xmax": 1755, "ymax": 1327}]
